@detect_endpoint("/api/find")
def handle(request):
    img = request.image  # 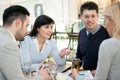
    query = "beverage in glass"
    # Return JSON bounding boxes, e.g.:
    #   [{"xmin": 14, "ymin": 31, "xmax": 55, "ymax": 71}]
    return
[{"xmin": 72, "ymin": 58, "xmax": 81, "ymax": 71}]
